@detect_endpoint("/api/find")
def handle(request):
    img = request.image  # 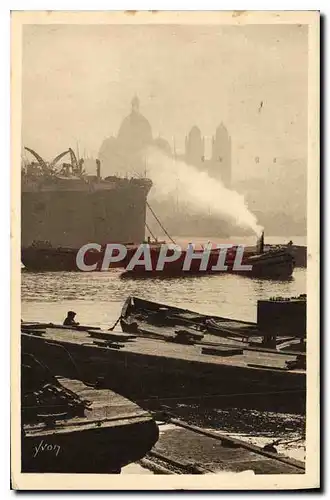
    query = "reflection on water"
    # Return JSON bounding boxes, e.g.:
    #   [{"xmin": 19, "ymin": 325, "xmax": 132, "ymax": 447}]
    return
[
  {"xmin": 21, "ymin": 267, "xmax": 306, "ymax": 467},
  {"xmin": 22, "ymin": 267, "xmax": 306, "ymax": 322}
]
